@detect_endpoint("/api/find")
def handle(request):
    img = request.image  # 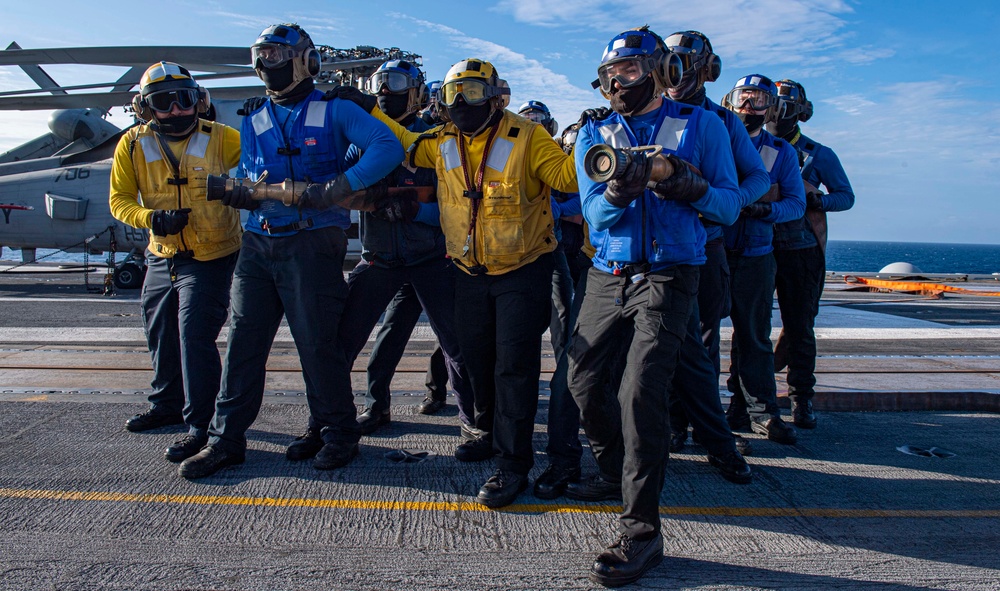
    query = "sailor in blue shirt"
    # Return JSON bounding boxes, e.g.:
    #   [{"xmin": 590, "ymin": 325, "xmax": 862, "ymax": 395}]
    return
[
  {"xmin": 720, "ymin": 74, "xmax": 805, "ymax": 446},
  {"xmin": 178, "ymin": 24, "xmax": 403, "ymax": 480},
  {"xmin": 663, "ymin": 30, "xmax": 771, "ymax": 459},
  {"xmin": 567, "ymin": 26, "xmax": 741, "ymax": 587},
  {"xmin": 767, "ymin": 79, "xmax": 856, "ymax": 430}
]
